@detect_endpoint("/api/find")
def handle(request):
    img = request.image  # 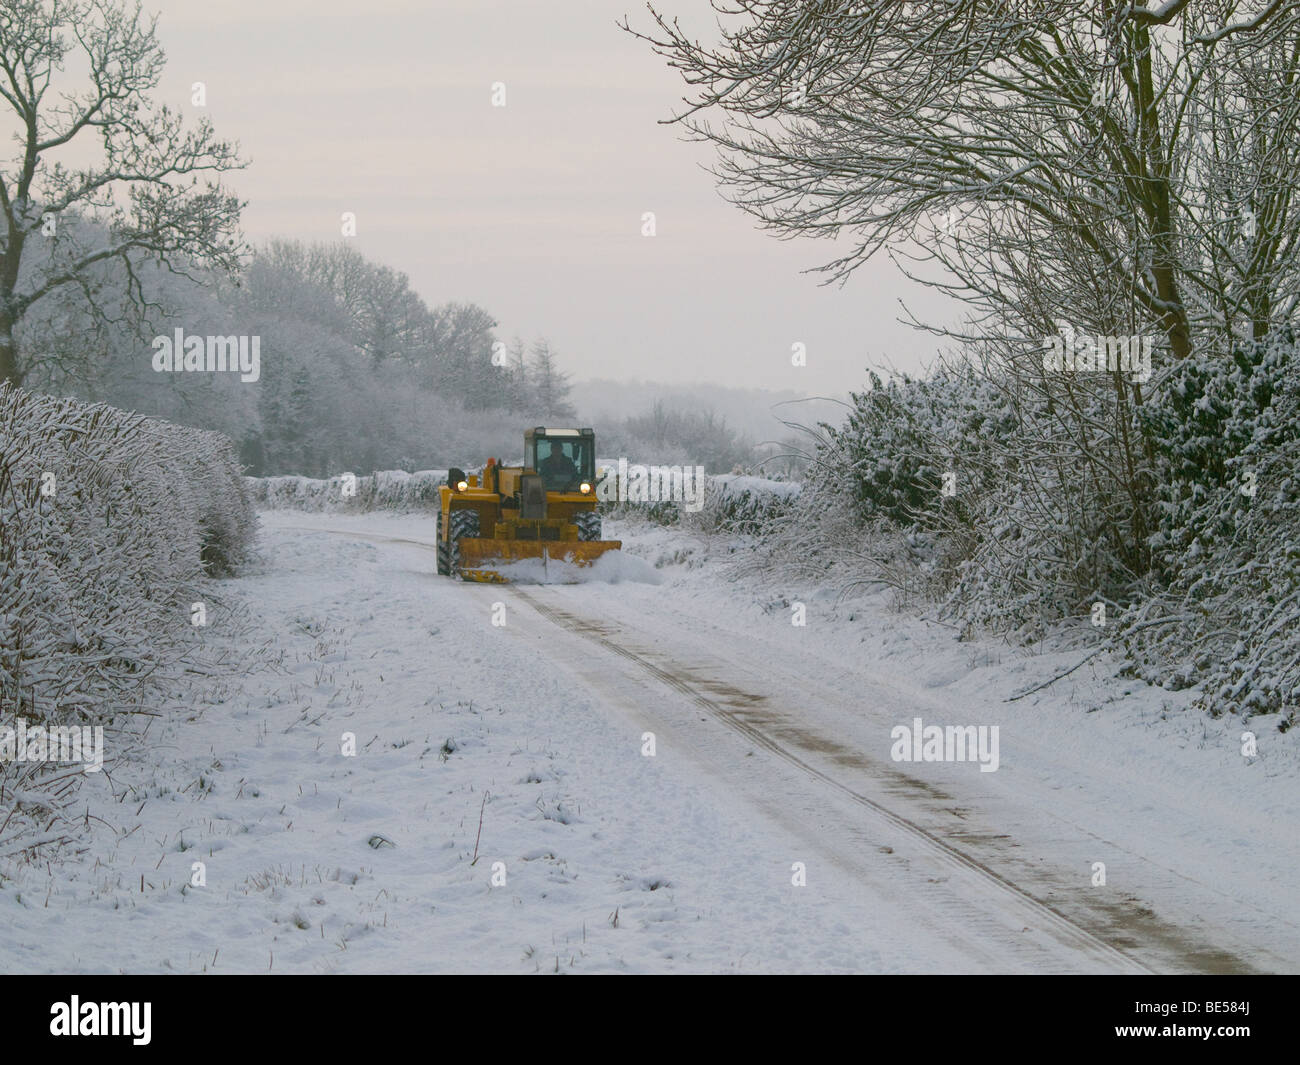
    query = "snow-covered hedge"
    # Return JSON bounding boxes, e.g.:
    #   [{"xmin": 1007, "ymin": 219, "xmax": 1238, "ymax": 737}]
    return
[
  {"xmin": 1119, "ymin": 330, "xmax": 1300, "ymax": 718},
  {"xmin": 600, "ymin": 473, "xmax": 800, "ymax": 533},
  {"xmin": 775, "ymin": 330, "xmax": 1300, "ymax": 721},
  {"xmin": 0, "ymin": 384, "xmax": 254, "ymax": 858},
  {"xmin": 246, "ymin": 469, "xmax": 449, "ymax": 512},
  {"xmin": 702, "ymin": 474, "xmax": 801, "ymax": 533},
  {"xmin": 249, "ymin": 468, "xmax": 800, "ymax": 532}
]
